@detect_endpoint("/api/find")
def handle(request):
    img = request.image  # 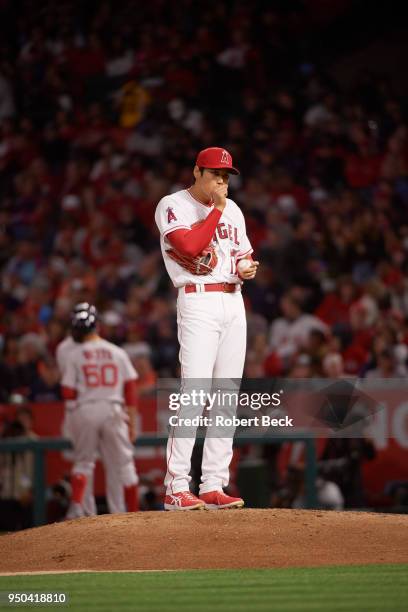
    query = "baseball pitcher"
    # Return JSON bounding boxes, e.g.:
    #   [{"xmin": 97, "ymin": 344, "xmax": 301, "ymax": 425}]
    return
[{"xmin": 155, "ymin": 147, "xmax": 259, "ymax": 510}]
